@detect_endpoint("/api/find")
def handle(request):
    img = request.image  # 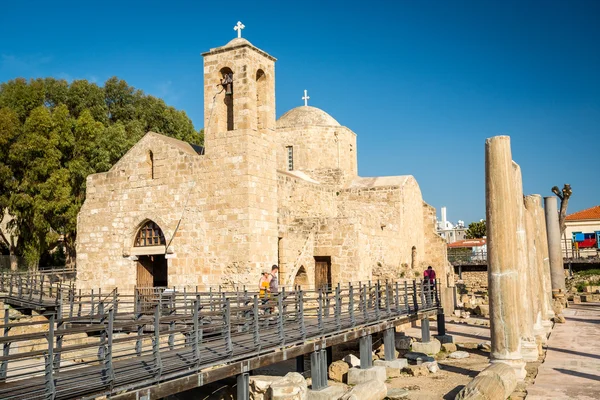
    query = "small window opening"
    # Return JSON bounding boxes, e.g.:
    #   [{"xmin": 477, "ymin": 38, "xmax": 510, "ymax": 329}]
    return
[
  {"xmin": 147, "ymin": 151, "xmax": 154, "ymax": 179},
  {"xmin": 286, "ymin": 146, "xmax": 294, "ymax": 171}
]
